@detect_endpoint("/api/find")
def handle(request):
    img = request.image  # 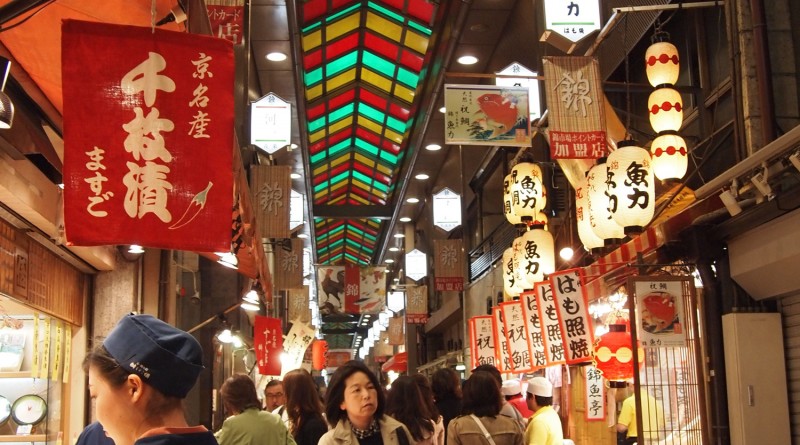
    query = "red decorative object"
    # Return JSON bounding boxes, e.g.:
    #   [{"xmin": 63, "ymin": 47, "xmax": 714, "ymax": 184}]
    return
[
  {"xmin": 381, "ymin": 351, "xmax": 408, "ymax": 373},
  {"xmin": 312, "ymin": 340, "xmax": 328, "ymax": 371},
  {"xmin": 594, "ymin": 323, "xmax": 639, "ymax": 388}
]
